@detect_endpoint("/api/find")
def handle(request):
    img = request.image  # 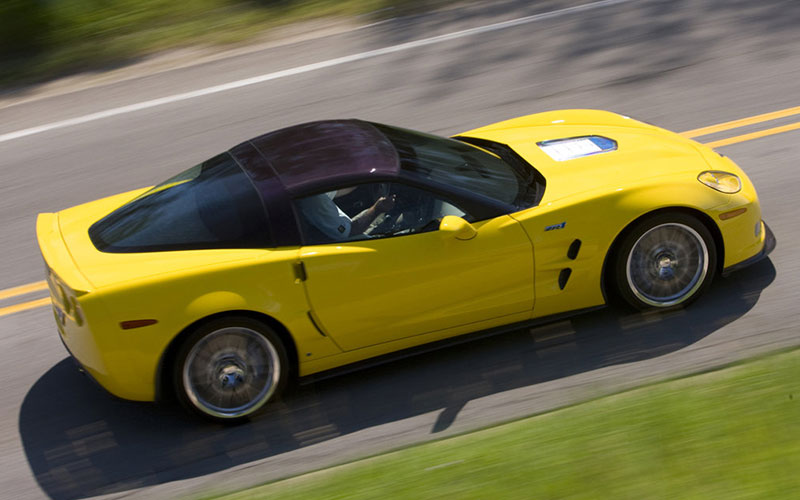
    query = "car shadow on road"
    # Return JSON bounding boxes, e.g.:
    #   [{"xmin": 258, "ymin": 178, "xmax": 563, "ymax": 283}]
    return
[{"xmin": 20, "ymin": 259, "xmax": 775, "ymax": 499}]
